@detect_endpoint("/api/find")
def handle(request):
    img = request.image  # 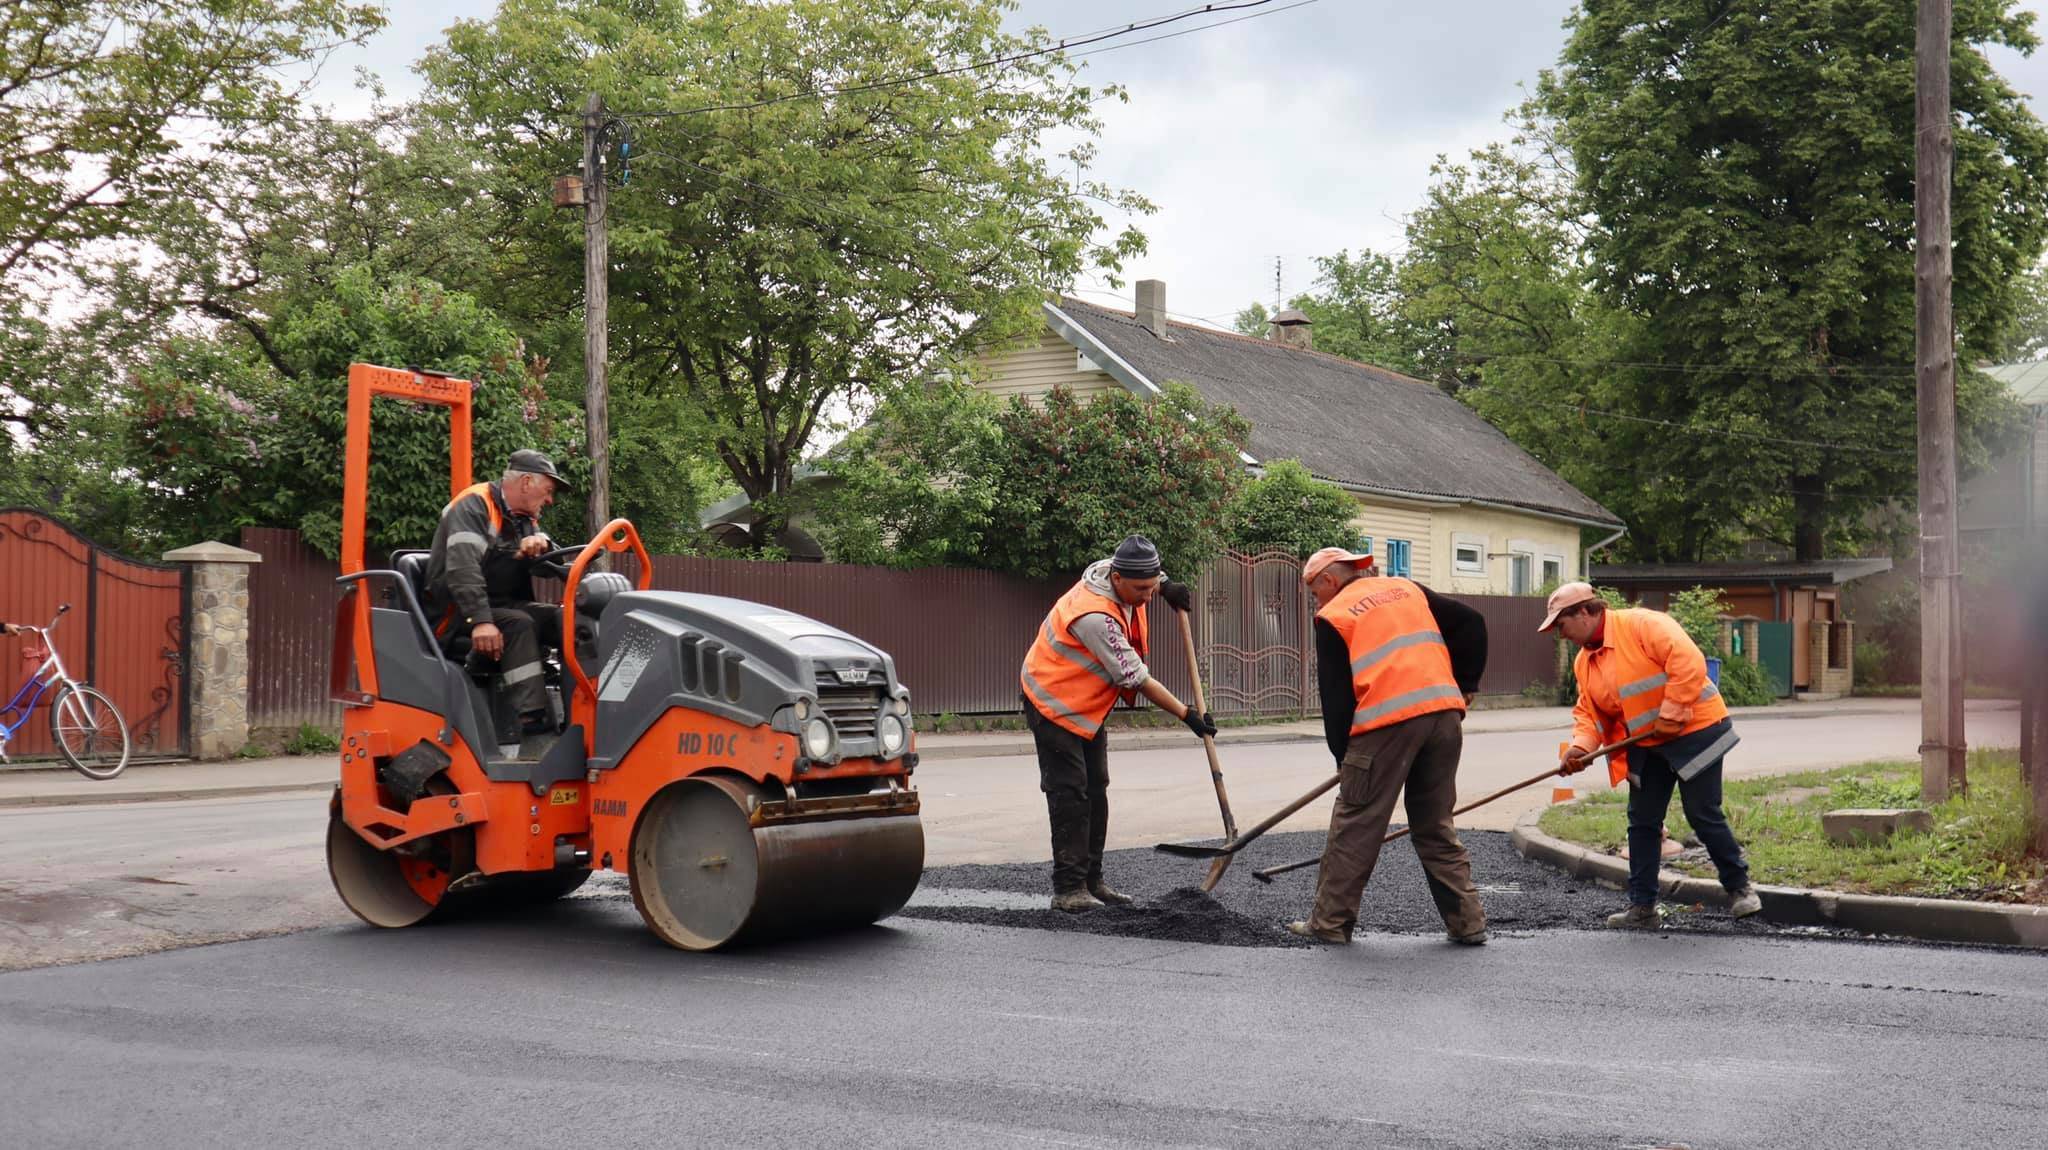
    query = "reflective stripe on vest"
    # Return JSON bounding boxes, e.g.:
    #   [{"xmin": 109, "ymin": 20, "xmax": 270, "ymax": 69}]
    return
[
  {"xmin": 1020, "ymin": 580, "xmax": 1150, "ymax": 738},
  {"xmin": 1318, "ymin": 576, "xmax": 1465, "ymax": 736}
]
